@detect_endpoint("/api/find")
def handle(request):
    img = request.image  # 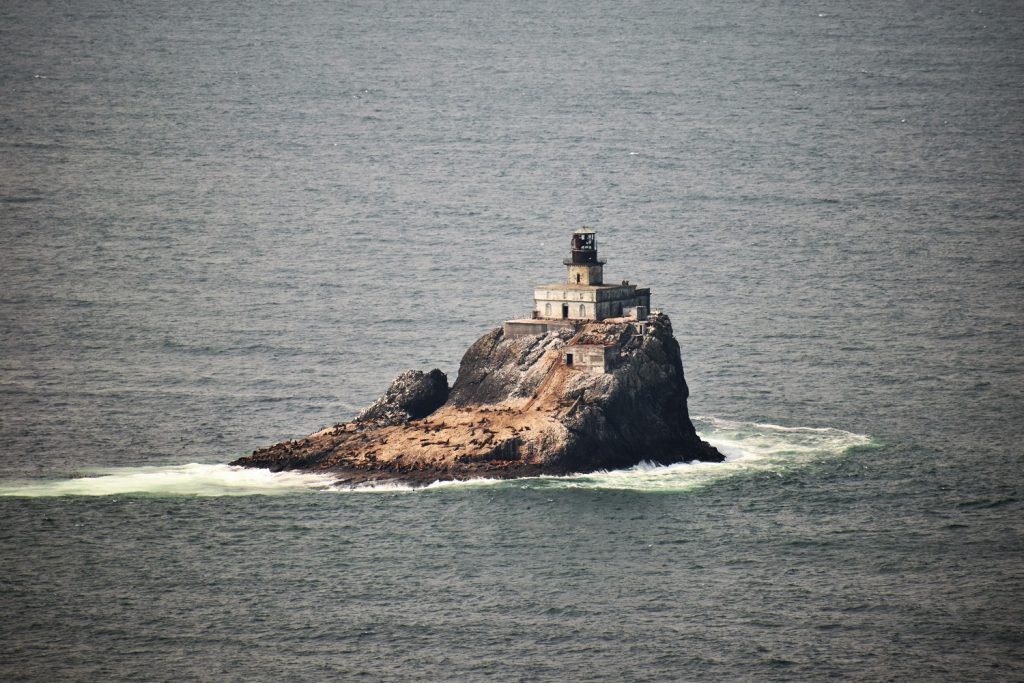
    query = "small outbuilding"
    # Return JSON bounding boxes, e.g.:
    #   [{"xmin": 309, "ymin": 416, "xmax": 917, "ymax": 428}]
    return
[{"xmin": 563, "ymin": 344, "xmax": 615, "ymax": 375}]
